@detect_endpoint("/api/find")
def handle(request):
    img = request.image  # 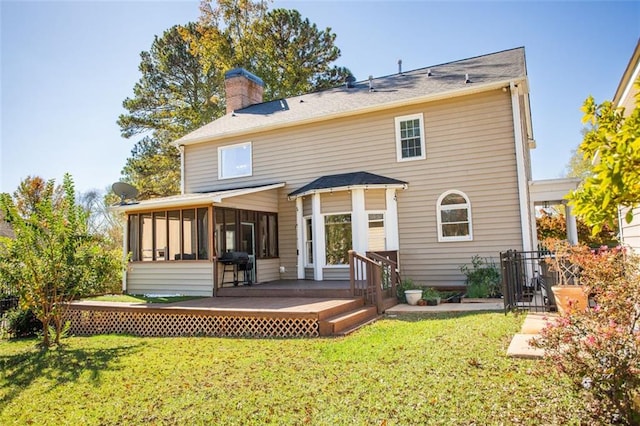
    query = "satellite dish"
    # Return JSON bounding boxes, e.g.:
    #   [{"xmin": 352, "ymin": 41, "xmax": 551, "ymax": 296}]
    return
[{"xmin": 112, "ymin": 182, "xmax": 139, "ymax": 205}]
